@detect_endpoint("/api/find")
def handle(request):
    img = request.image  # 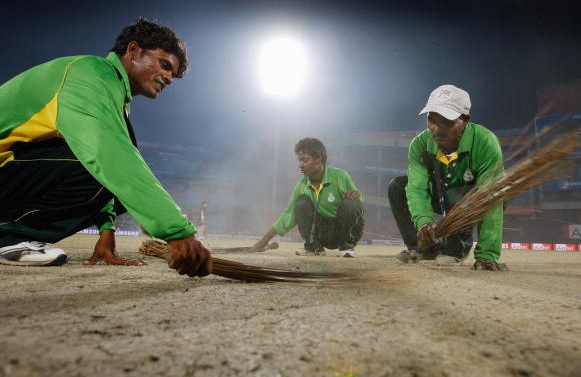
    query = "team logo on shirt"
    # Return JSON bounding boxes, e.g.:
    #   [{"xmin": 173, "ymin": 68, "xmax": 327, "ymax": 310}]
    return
[
  {"xmin": 463, "ymin": 169, "xmax": 474, "ymax": 182},
  {"xmin": 327, "ymin": 193, "xmax": 336, "ymax": 203}
]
